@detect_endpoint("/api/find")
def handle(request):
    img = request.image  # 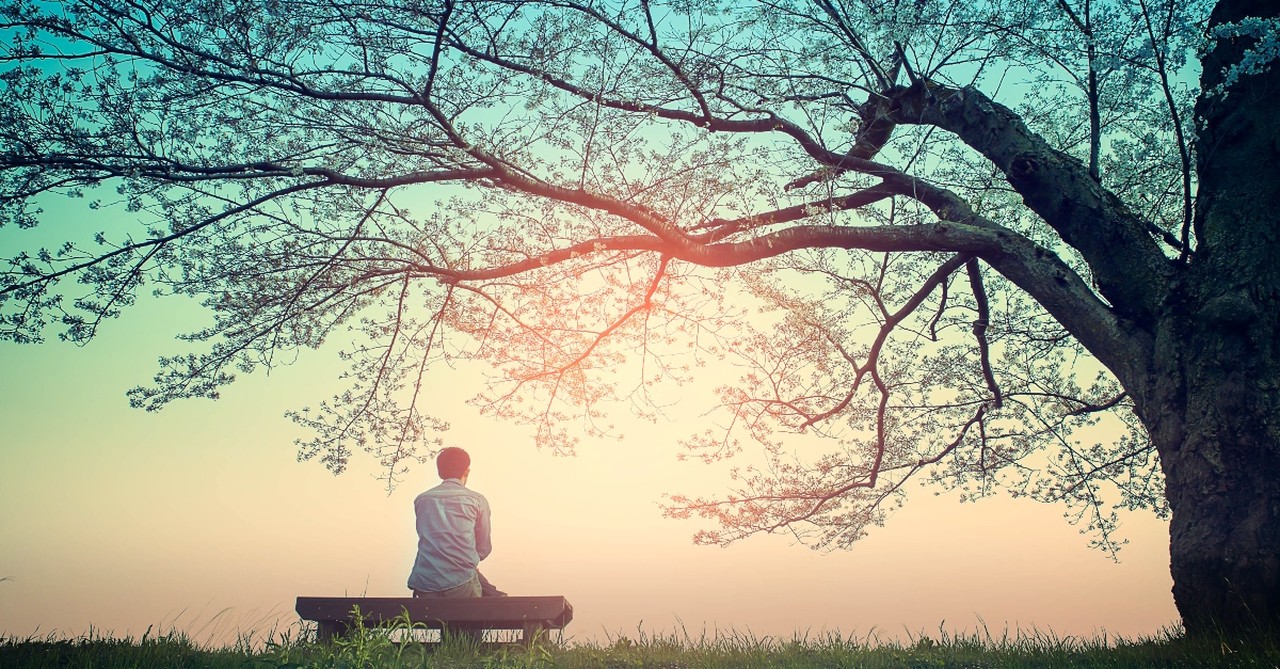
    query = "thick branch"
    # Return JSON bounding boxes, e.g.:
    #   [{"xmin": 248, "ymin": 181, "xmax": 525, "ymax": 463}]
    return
[{"xmin": 884, "ymin": 81, "xmax": 1175, "ymax": 330}]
